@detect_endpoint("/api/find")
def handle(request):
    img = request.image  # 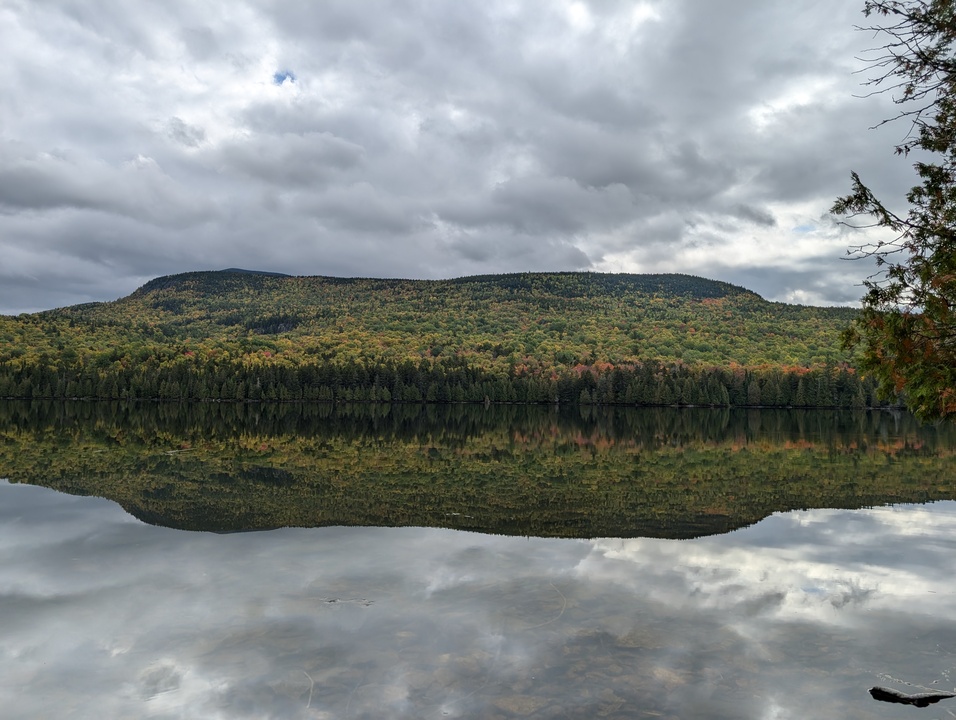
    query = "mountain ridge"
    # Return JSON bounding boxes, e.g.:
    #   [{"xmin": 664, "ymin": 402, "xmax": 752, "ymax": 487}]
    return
[
  {"xmin": 0, "ymin": 268, "xmax": 873, "ymax": 407},
  {"xmin": 126, "ymin": 269, "xmax": 764, "ymax": 305}
]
